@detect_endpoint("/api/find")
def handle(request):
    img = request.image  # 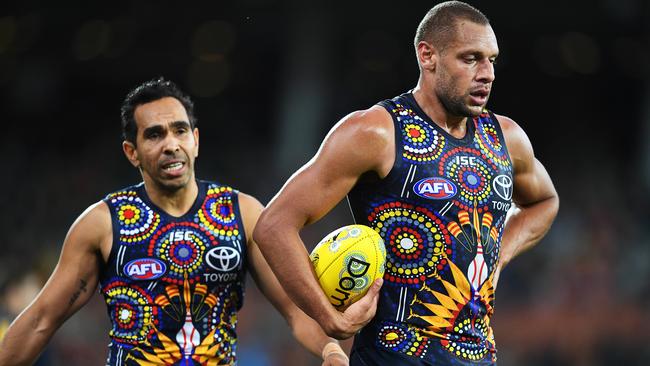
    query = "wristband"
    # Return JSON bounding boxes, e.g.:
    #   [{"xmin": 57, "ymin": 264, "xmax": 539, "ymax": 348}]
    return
[{"xmin": 321, "ymin": 342, "xmax": 348, "ymax": 361}]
